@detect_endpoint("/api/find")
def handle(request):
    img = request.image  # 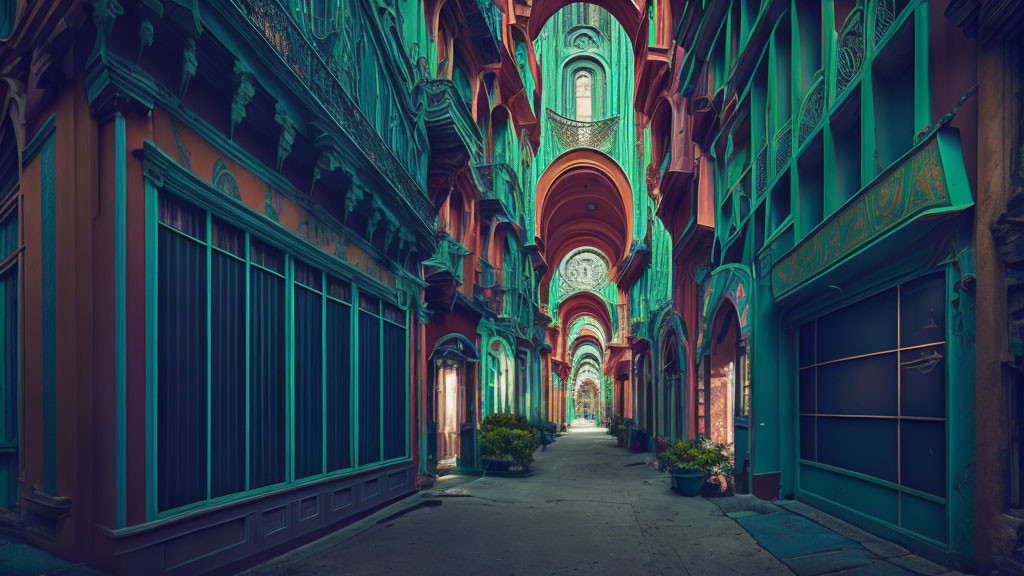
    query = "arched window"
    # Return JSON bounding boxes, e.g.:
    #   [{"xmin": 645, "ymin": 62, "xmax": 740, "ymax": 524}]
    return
[{"xmin": 574, "ymin": 71, "xmax": 593, "ymax": 122}]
